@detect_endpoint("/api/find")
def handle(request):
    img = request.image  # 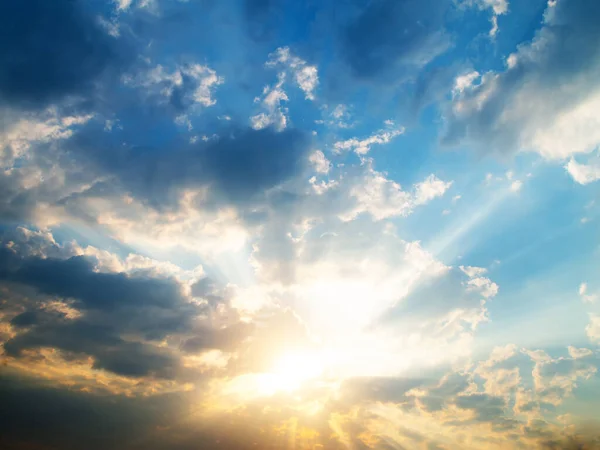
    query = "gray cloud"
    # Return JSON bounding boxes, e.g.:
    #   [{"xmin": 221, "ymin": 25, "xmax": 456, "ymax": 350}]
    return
[
  {"xmin": 0, "ymin": 0, "xmax": 130, "ymax": 111},
  {"xmin": 68, "ymin": 125, "xmax": 311, "ymax": 209},
  {"xmin": 340, "ymin": 0, "xmax": 452, "ymax": 81},
  {"xmin": 0, "ymin": 231, "xmax": 247, "ymax": 380}
]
